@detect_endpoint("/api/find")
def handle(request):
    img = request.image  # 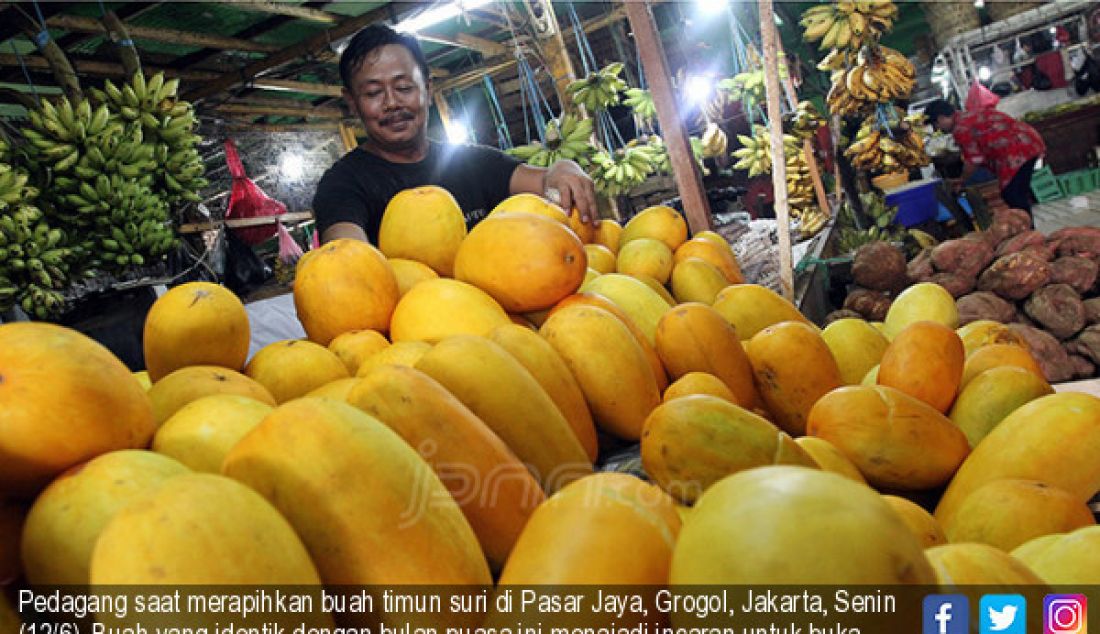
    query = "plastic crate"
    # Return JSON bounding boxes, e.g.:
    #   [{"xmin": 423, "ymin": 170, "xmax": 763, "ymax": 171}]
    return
[
  {"xmin": 1057, "ymin": 169, "xmax": 1097, "ymax": 196},
  {"xmin": 1030, "ymin": 166, "xmax": 1063, "ymax": 202}
]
